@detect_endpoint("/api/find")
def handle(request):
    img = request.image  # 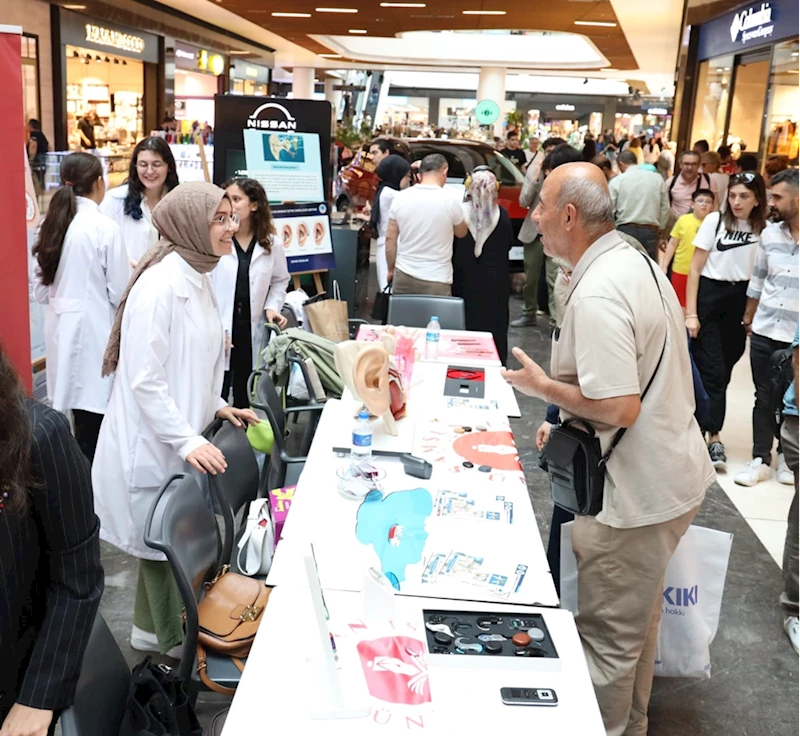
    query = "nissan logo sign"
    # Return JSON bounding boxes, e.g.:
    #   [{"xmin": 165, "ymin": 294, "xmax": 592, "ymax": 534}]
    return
[{"xmin": 247, "ymin": 102, "xmax": 298, "ymax": 131}]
